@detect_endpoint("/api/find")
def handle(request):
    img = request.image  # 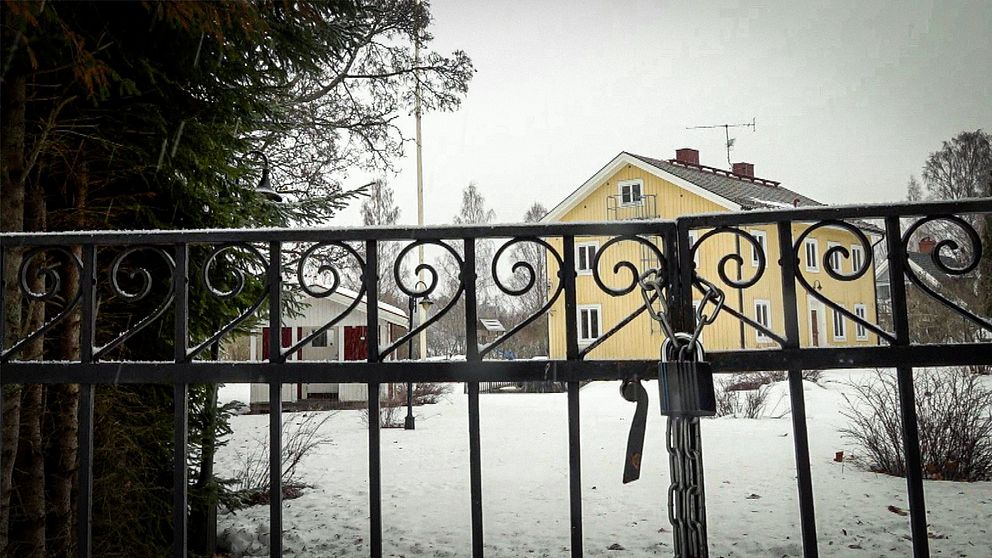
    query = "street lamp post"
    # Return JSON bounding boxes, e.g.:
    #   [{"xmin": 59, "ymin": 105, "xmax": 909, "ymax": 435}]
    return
[
  {"xmin": 247, "ymin": 150, "xmax": 282, "ymax": 202},
  {"xmin": 405, "ymin": 281, "xmax": 432, "ymax": 430}
]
